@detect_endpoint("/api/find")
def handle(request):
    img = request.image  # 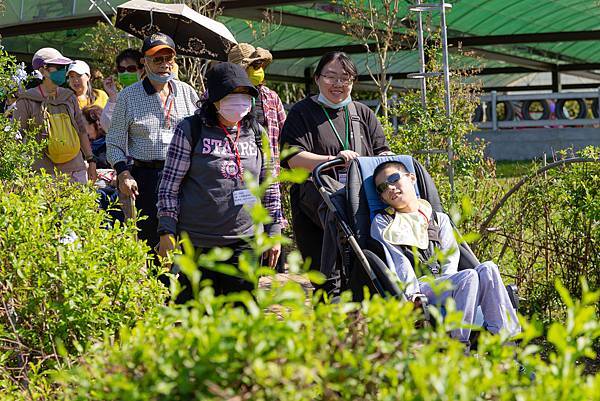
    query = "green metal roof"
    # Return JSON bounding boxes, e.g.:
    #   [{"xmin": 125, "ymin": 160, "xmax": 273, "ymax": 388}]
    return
[{"xmin": 1, "ymin": 0, "xmax": 600, "ymax": 90}]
